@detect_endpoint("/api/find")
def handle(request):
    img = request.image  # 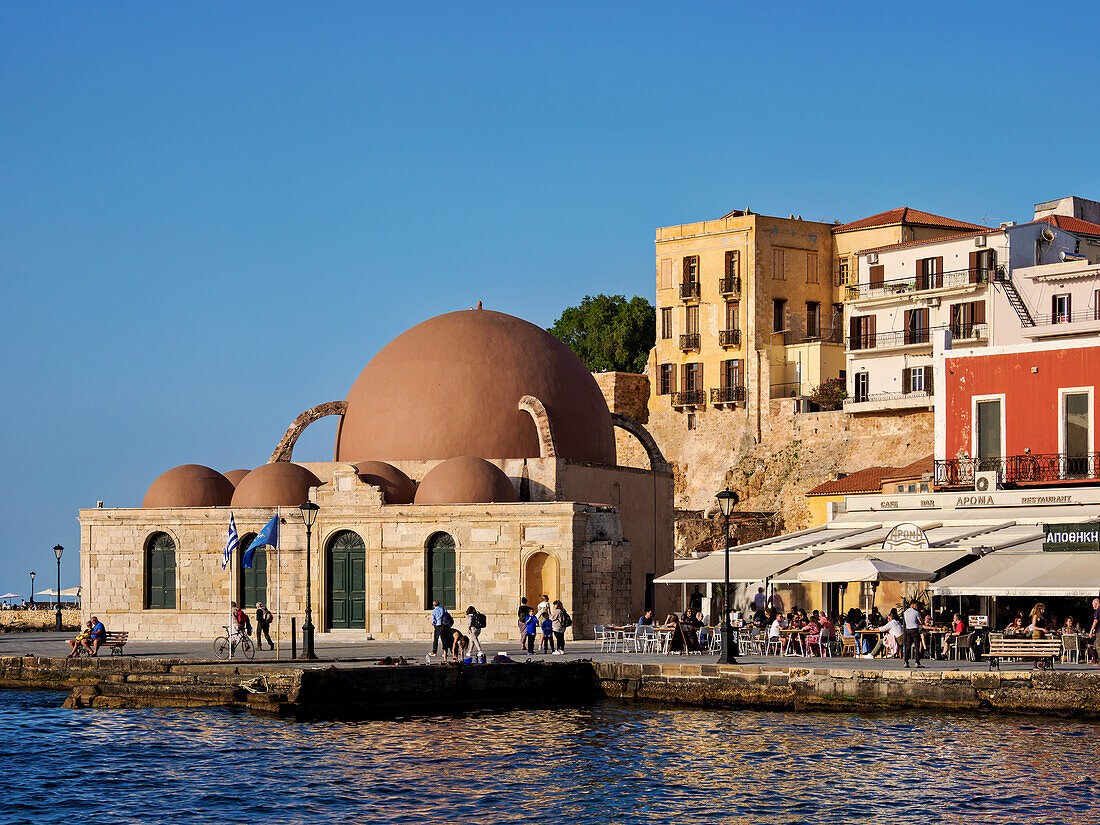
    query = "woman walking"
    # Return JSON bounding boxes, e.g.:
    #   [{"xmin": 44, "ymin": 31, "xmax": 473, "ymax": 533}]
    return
[
  {"xmin": 550, "ymin": 599, "xmax": 570, "ymax": 654},
  {"xmin": 465, "ymin": 605, "xmax": 485, "ymax": 660}
]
